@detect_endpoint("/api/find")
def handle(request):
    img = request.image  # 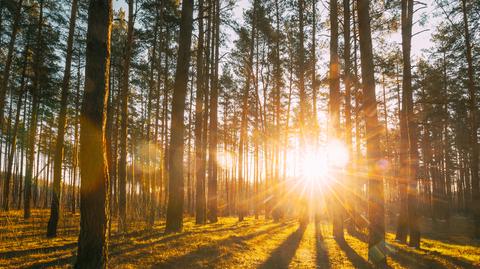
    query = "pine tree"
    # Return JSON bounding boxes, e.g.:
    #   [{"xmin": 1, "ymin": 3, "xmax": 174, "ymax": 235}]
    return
[
  {"xmin": 357, "ymin": 0, "xmax": 387, "ymax": 266},
  {"xmin": 75, "ymin": 0, "xmax": 112, "ymax": 267},
  {"xmin": 165, "ymin": 0, "xmax": 194, "ymax": 233}
]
